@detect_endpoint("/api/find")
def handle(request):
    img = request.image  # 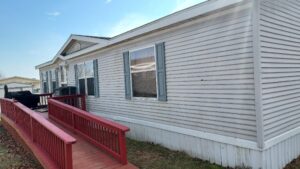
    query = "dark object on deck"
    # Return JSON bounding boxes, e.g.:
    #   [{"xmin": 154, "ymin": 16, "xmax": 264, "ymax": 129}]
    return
[
  {"xmin": 4, "ymin": 85, "xmax": 40, "ymax": 108},
  {"xmin": 53, "ymin": 86, "xmax": 77, "ymax": 96},
  {"xmin": 4, "ymin": 85, "xmax": 8, "ymax": 98}
]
